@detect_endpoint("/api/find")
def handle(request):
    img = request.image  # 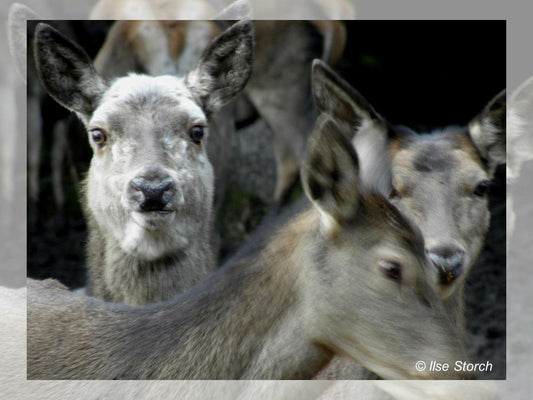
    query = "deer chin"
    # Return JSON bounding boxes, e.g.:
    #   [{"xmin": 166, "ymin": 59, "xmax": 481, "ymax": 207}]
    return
[
  {"xmin": 121, "ymin": 215, "xmax": 190, "ymax": 261},
  {"xmin": 438, "ymin": 280, "xmax": 460, "ymax": 300},
  {"xmin": 131, "ymin": 210, "xmax": 176, "ymax": 231}
]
